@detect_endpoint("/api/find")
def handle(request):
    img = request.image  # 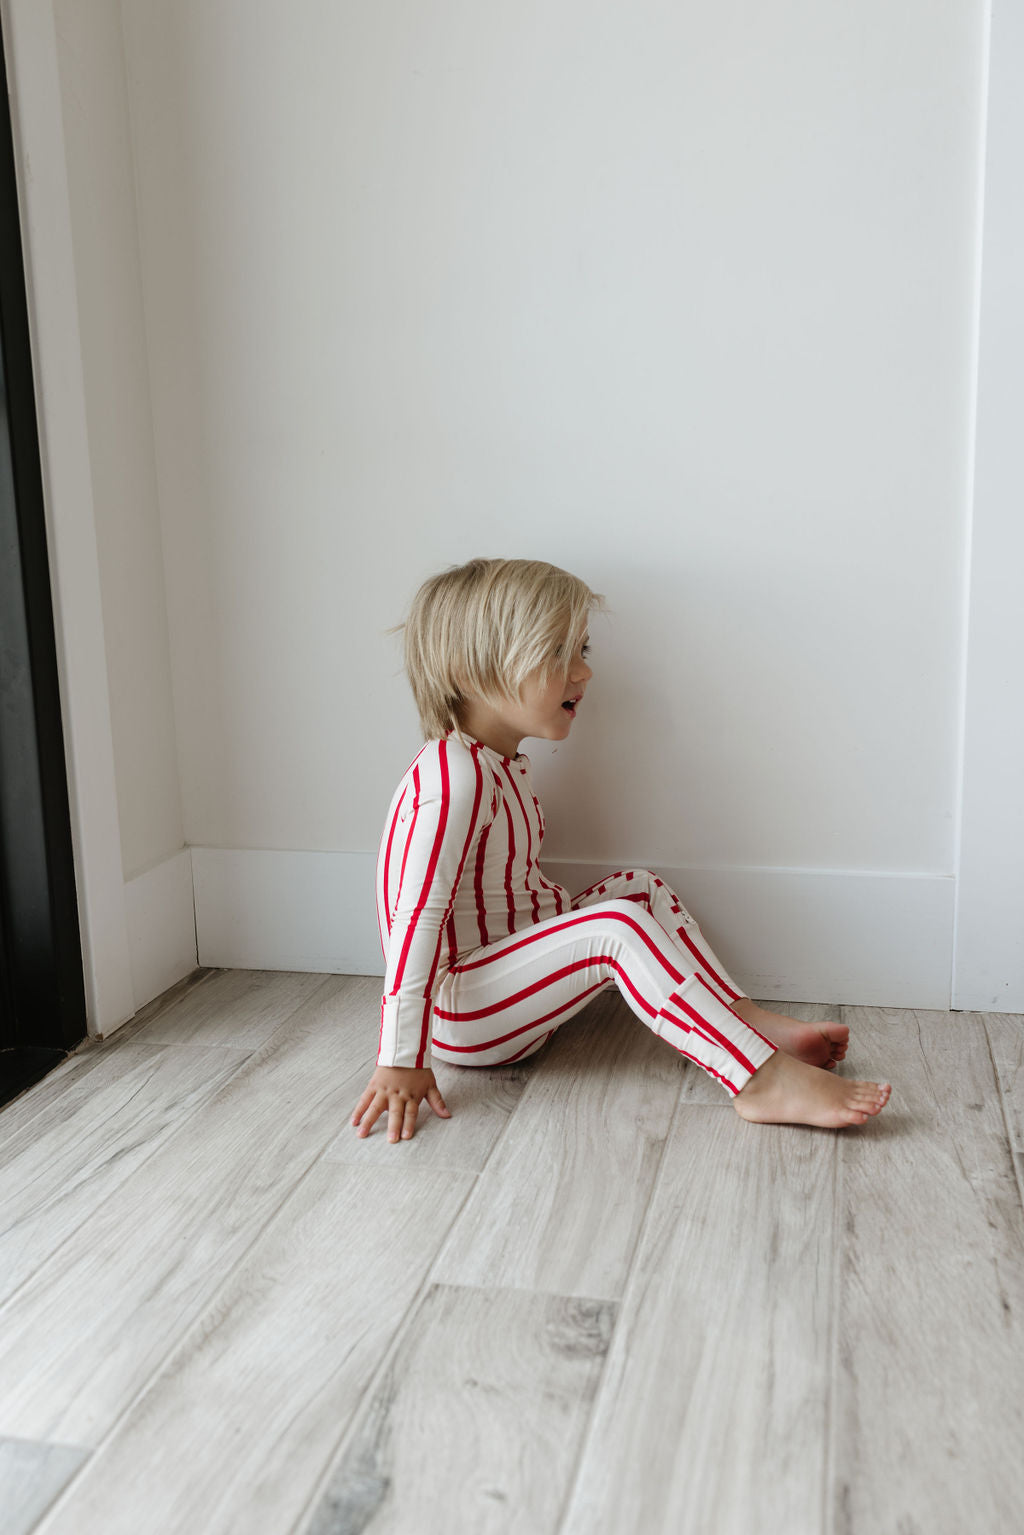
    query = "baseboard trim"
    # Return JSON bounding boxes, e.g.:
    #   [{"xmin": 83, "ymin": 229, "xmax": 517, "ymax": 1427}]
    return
[
  {"xmin": 122, "ymin": 848, "xmax": 199, "ymax": 1025},
  {"xmin": 191, "ymin": 847, "xmax": 954, "ymax": 1010}
]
